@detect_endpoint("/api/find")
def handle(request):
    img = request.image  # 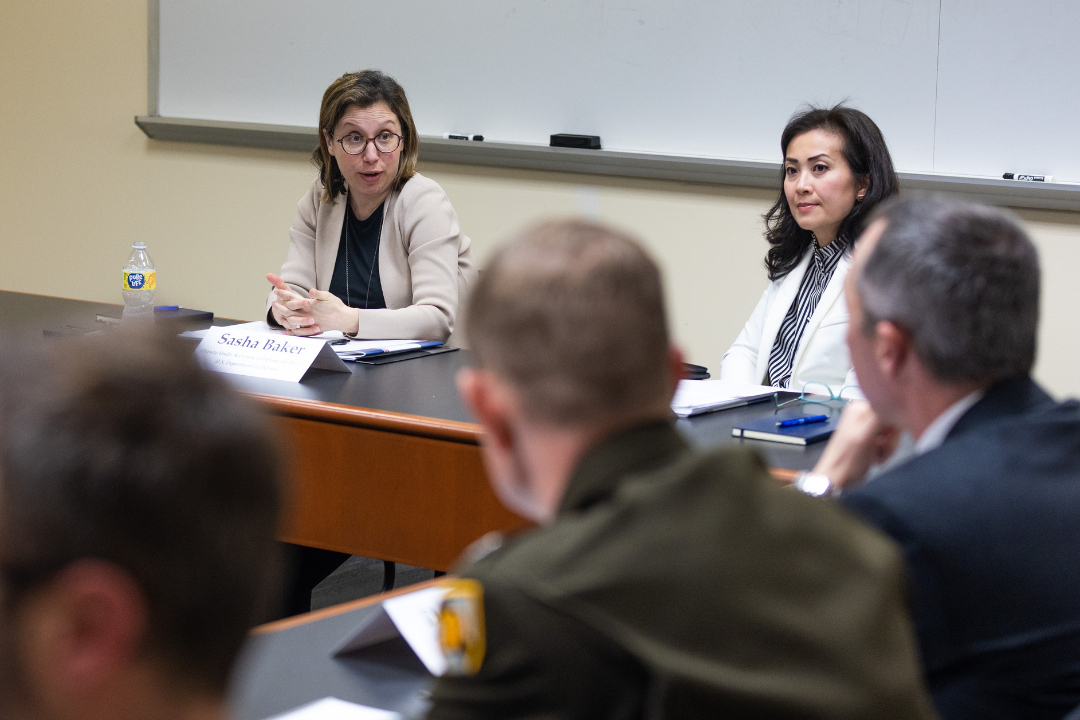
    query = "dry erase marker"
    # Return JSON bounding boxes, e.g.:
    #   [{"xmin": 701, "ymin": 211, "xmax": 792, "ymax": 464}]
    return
[
  {"xmin": 777, "ymin": 414, "xmax": 828, "ymax": 428},
  {"xmin": 1003, "ymin": 173, "xmax": 1053, "ymax": 182},
  {"xmin": 444, "ymin": 133, "xmax": 484, "ymax": 141}
]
